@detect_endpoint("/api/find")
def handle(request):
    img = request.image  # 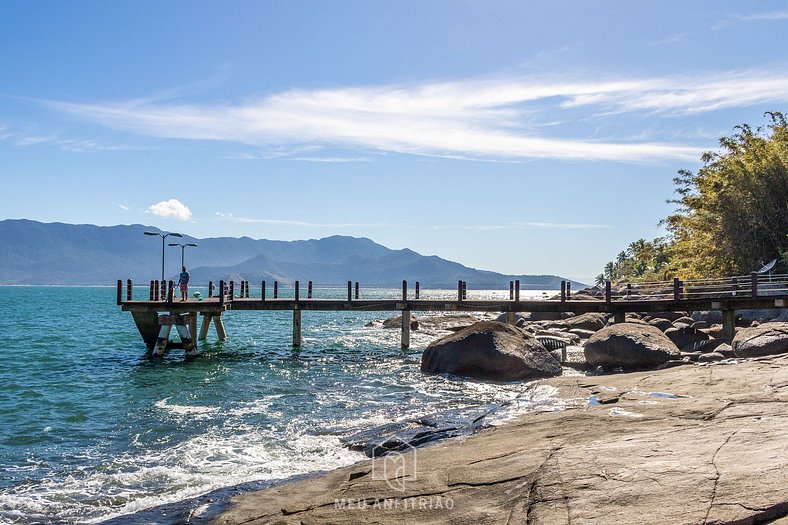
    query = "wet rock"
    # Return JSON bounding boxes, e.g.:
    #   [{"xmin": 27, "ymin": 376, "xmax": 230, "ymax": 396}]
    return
[
  {"xmin": 584, "ymin": 322, "xmax": 680, "ymax": 370},
  {"xmin": 382, "ymin": 315, "xmax": 419, "ymax": 330},
  {"xmin": 698, "ymin": 352, "xmax": 726, "ymax": 363},
  {"xmin": 680, "ymin": 338, "xmax": 728, "ymax": 354},
  {"xmin": 421, "ymin": 321, "xmax": 561, "ymax": 381},
  {"xmin": 690, "ymin": 320, "xmax": 709, "ymax": 330},
  {"xmin": 732, "ymin": 322, "xmax": 788, "ymax": 358}
]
